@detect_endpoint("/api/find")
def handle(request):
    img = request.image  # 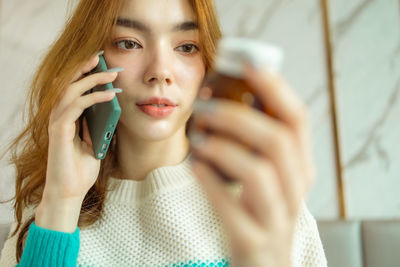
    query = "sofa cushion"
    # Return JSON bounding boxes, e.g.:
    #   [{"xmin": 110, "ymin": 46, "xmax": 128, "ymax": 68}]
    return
[
  {"xmin": 362, "ymin": 220, "xmax": 400, "ymax": 267},
  {"xmin": 317, "ymin": 220, "xmax": 363, "ymax": 267}
]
